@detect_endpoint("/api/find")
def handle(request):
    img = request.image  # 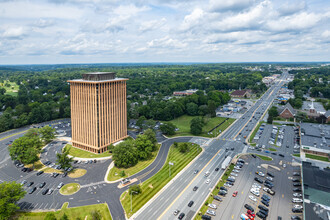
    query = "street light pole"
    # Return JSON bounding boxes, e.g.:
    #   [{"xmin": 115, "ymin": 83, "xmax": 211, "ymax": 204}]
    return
[
  {"xmin": 169, "ymin": 162, "xmax": 173, "ymax": 177},
  {"xmin": 130, "ymin": 190, "xmax": 138, "ymax": 213}
]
